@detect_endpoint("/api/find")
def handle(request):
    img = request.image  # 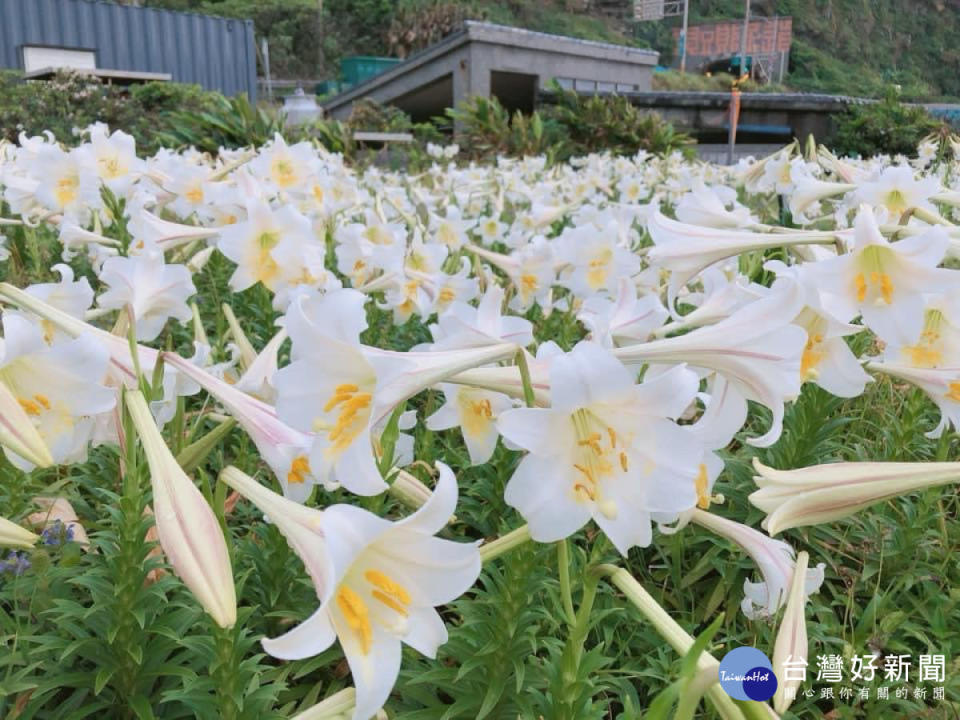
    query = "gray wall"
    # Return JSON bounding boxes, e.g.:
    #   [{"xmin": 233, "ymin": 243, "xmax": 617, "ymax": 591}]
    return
[{"xmin": 0, "ymin": 0, "xmax": 257, "ymax": 100}]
